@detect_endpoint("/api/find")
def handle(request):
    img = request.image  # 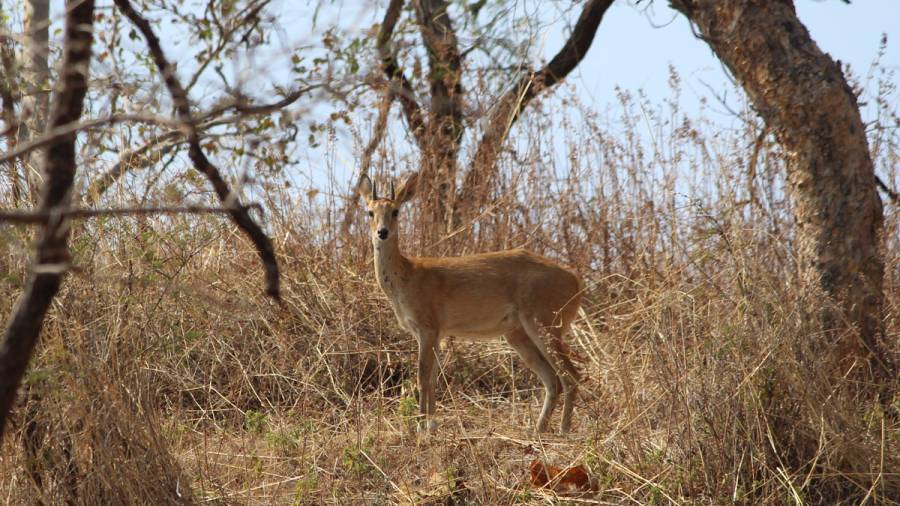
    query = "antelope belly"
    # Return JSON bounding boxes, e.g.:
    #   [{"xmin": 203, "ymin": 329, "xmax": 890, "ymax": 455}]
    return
[{"xmin": 443, "ymin": 304, "xmax": 518, "ymax": 340}]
